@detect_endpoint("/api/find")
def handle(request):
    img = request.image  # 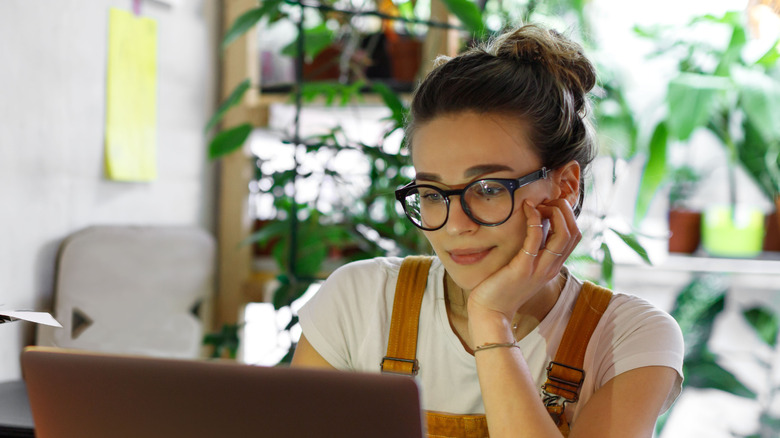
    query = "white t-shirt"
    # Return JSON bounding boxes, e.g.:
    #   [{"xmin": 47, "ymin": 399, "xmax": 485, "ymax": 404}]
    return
[{"xmin": 298, "ymin": 256, "xmax": 684, "ymax": 424}]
